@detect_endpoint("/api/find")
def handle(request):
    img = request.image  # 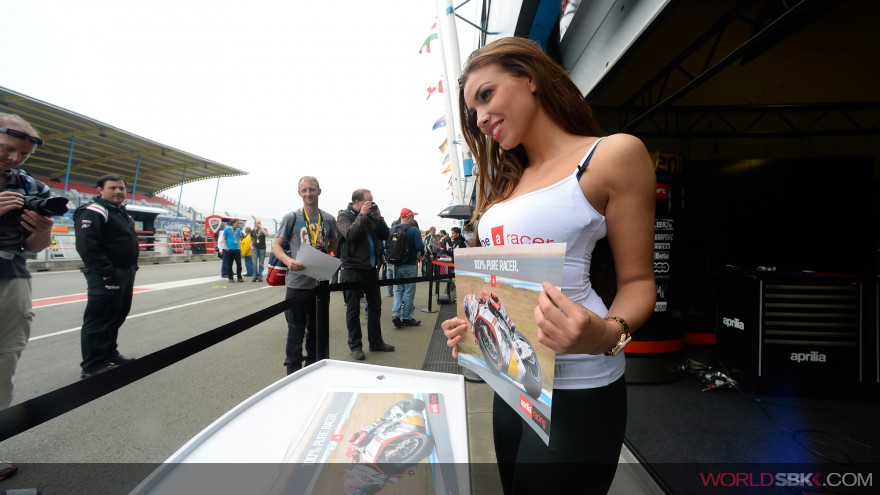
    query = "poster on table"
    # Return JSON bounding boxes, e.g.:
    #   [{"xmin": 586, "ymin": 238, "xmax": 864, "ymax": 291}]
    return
[
  {"xmin": 453, "ymin": 243, "xmax": 565, "ymax": 445},
  {"xmin": 130, "ymin": 361, "xmax": 469, "ymax": 495},
  {"xmin": 269, "ymin": 390, "xmax": 460, "ymax": 495}
]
